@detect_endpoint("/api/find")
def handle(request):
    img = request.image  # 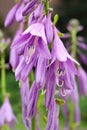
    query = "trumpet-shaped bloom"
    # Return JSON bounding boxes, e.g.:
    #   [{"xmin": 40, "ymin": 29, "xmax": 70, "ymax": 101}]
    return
[
  {"xmin": 0, "ymin": 96, "xmax": 17, "ymax": 128},
  {"xmin": 51, "ymin": 26, "xmax": 79, "ymax": 64},
  {"xmin": 20, "ymin": 78, "xmax": 31, "ymax": 130},
  {"xmin": 78, "ymin": 67, "xmax": 87, "ymax": 96},
  {"xmin": 46, "ymin": 100, "xmax": 59, "ymax": 130}
]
